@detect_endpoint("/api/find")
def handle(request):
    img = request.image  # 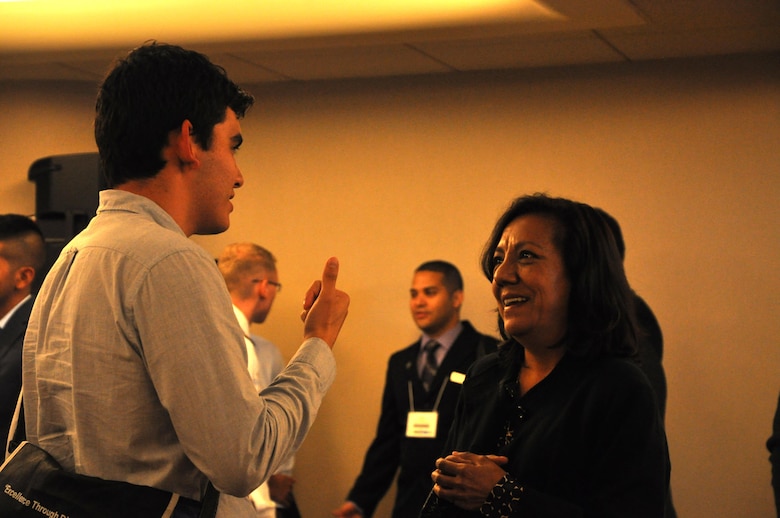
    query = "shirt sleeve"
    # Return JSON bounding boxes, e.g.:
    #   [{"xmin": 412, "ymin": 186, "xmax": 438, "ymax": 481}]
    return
[
  {"xmin": 135, "ymin": 248, "xmax": 335, "ymax": 496},
  {"xmin": 268, "ymin": 342, "xmax": 297, "ymax": 475},
  {"xmin": 479, "ymin": 474, "xmax": 523, "ymax": 516}
]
